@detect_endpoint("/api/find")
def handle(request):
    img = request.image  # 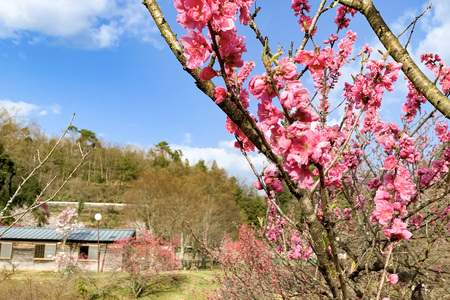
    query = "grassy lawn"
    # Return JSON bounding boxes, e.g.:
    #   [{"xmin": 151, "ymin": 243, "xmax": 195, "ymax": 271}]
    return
[{"xmin": 0, "ymin": 269, "xmax": 219, "ymax": 299}]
